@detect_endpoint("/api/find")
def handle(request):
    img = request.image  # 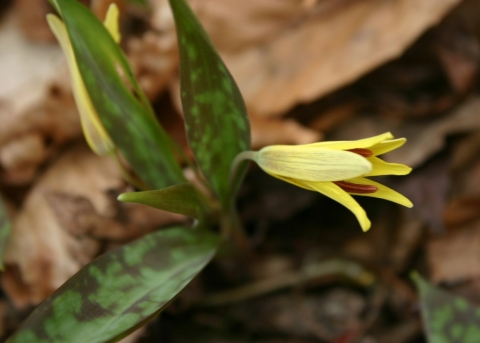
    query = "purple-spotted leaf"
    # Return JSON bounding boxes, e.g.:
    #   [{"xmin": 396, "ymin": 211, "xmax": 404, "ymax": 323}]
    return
[
  {"xmin": 9, "ymin": 227, "xmax": 220, "ymax": 343},
  {"xmin": 169, "ymin": 0, "xmax": 251, "ymax": 206},
  {"xmin": 49, "ymin": 0, "xmax": 184, "ymax": 189},
  {"xmin": 118, "ymin": 183, "xmax": 204, "ymax": 219},
  {"xmin": 0, "ymin": 197, "xmax": 11, "ymax": 270},
  {"xmin": 412, "ymin": 272, "xmax": 480, "ymax": 343}
]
